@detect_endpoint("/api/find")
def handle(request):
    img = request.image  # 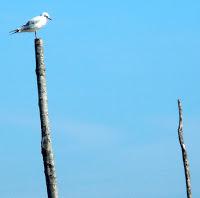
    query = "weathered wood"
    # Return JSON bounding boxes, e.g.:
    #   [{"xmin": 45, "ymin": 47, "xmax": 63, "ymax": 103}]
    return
[
  {"xmin": 35, "ymin": 38, "xmax": 58, "ymax": 198},
  {"xmin": 177, "ymin": 99, "xmax": 192, "ymax": 198}
]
